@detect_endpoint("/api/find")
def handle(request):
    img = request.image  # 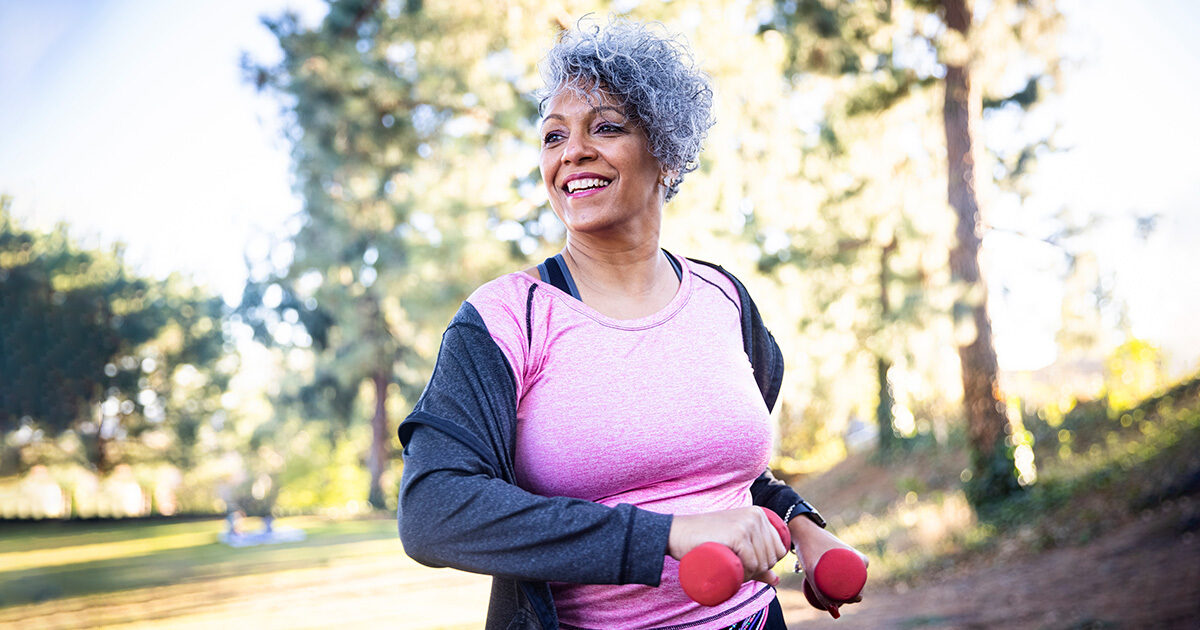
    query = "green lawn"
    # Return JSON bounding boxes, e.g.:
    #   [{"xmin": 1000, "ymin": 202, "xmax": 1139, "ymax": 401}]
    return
[{"xmin": 0, "ymin": 515, "xmax": 492, "ymax": 629}]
